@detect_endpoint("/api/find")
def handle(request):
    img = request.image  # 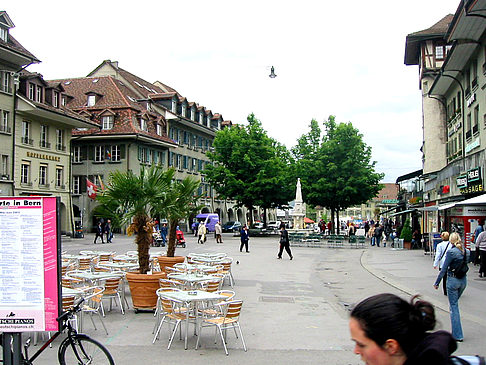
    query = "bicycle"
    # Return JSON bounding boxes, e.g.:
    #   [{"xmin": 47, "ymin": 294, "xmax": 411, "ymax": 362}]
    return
[{"xmin": 2, "ymin": 295, "xmax": 115, "ymax": 364}]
